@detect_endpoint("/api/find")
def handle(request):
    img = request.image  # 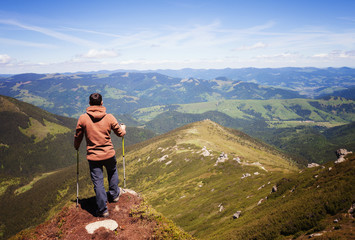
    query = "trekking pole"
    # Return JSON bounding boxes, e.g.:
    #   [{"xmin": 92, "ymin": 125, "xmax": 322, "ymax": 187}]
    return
[
  {"xmin": 122, "ymin": 136, "xmax": 126, "ymax": 188},
  {"xmin": 76, "ymin": 150, "xmax": 79, "ymax": 208}
]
